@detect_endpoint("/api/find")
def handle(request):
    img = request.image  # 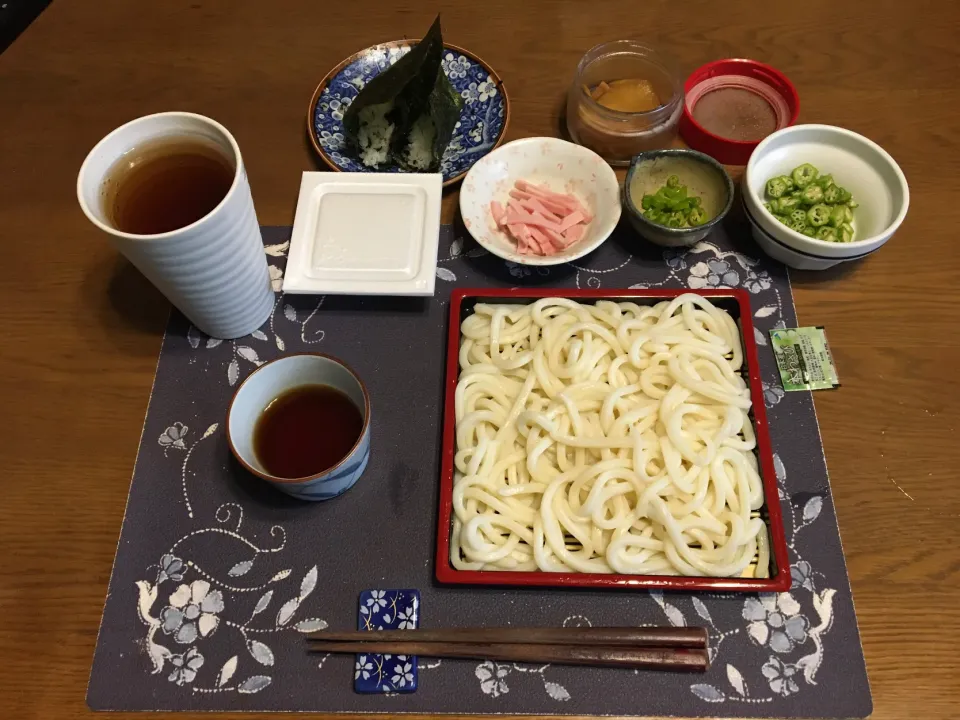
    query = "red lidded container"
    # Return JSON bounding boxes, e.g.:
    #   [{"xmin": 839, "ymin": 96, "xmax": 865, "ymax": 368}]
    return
[{"xmin": 679, "ymin": 58, "xmax": 799, "ymax": 166}]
